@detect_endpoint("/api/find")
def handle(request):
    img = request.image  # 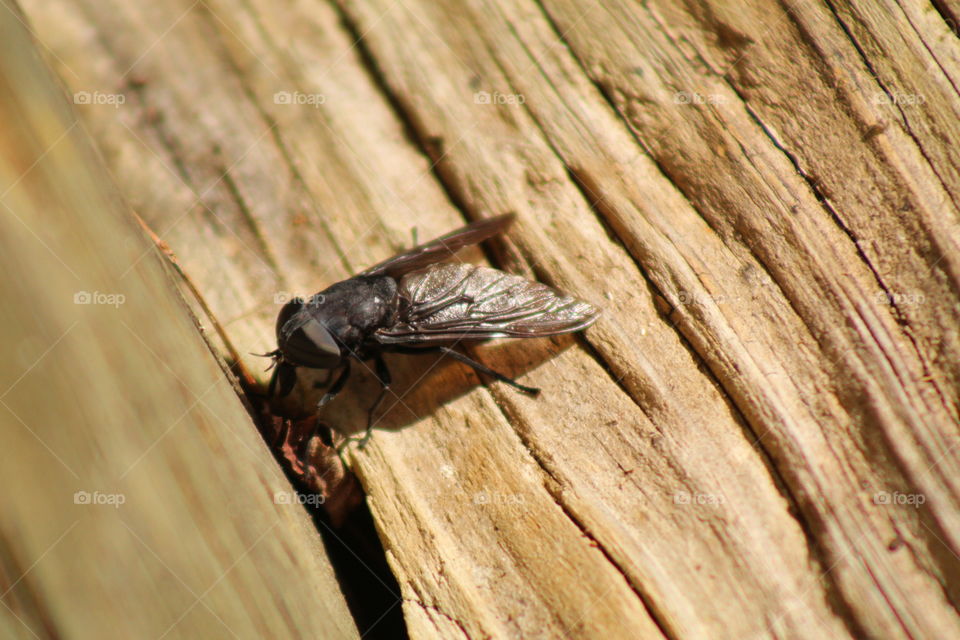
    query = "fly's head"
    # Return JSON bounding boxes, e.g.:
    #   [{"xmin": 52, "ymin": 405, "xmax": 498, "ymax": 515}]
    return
[{"xmin": 269, "ymin": 295, "xmax": 343, "ymax": 397}]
